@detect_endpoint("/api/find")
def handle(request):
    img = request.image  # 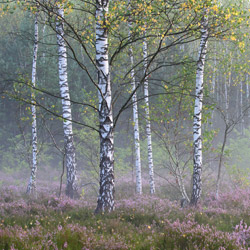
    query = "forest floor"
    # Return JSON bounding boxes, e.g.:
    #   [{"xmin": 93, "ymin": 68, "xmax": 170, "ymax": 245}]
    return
[{"xmin": 0, "ymin": 182, "xmax": 250, "ymax": 250}]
